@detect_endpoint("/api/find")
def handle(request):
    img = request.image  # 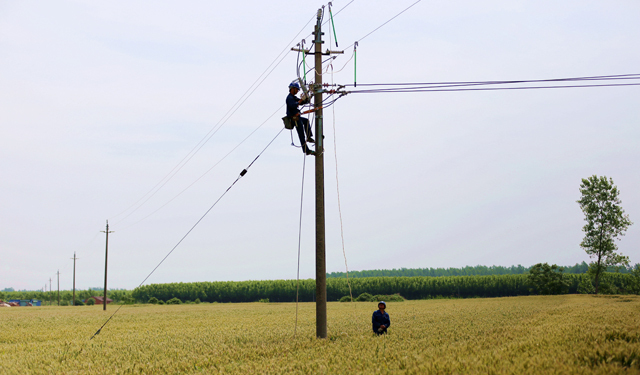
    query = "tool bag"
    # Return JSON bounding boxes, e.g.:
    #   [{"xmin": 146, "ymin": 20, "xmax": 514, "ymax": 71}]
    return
[{"xmin": 282, "ymin": 116, "xmax": 294, "ymax": 130}]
